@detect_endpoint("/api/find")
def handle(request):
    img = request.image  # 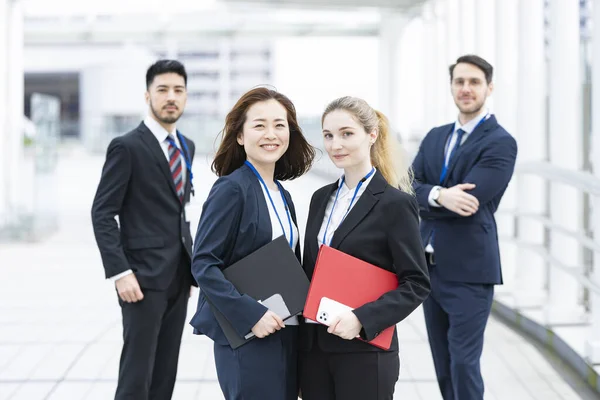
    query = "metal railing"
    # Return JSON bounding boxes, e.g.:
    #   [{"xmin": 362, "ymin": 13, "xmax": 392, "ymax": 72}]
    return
[
  {"xmin": 498, "ymin": 162, "xmax": 599, "ymax": 293},
  {"xmin": 494, "ymin": 161, "xmax": 600, "ymax": 367}
]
